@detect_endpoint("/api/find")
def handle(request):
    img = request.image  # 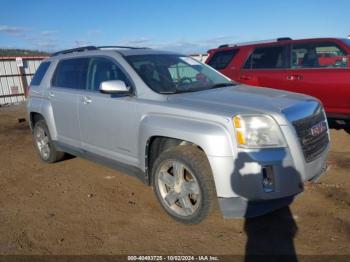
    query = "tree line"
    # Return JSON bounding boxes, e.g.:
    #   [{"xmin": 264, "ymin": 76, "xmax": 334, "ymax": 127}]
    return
[{"xmin": 0, "ymin": 48, "xmax": 49, "ymax": 57}]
